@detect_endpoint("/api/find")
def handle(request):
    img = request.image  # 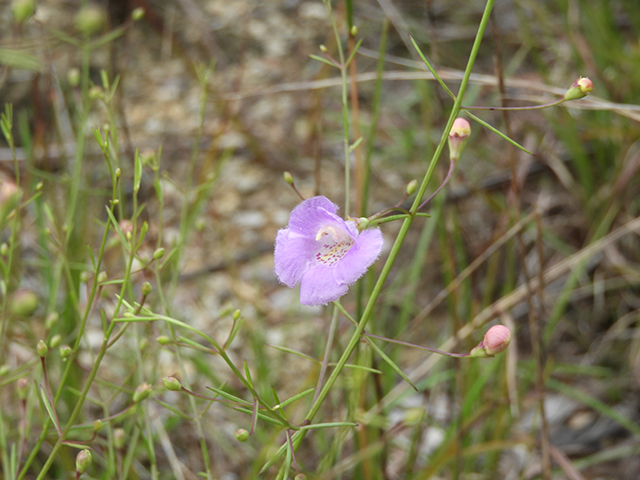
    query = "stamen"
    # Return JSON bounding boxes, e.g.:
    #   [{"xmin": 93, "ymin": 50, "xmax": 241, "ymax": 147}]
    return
[{"xmin": 314, "ymin": 225, "xmax": 354, "ymax": 266}]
